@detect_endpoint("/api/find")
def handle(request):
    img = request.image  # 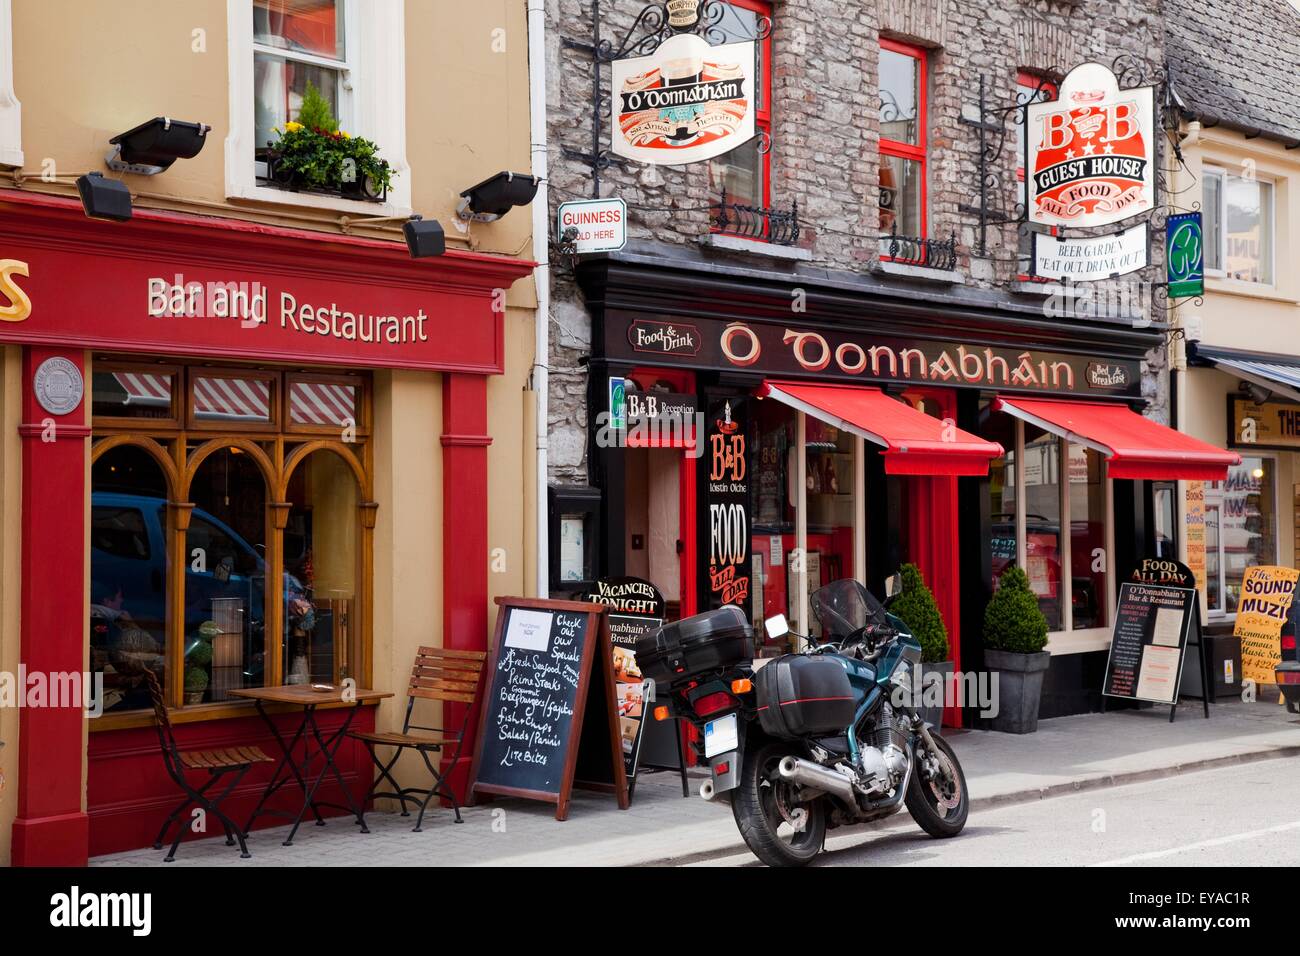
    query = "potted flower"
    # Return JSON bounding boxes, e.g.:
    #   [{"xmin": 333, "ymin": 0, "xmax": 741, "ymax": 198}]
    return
[
  {"xmin": 184, "ymin": 666, "xmax": 209, "ymax": 705},
  {"xmin": 889, "ymin": 563, "xmax": 950, "ymax": 727},
  {"xmin": 262, "ymin": 81, "xmax": 394, "ymax": 201},
  {"xmin": 983, "ymin": 566, "xmax": 1051, "ymax": 734}
]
